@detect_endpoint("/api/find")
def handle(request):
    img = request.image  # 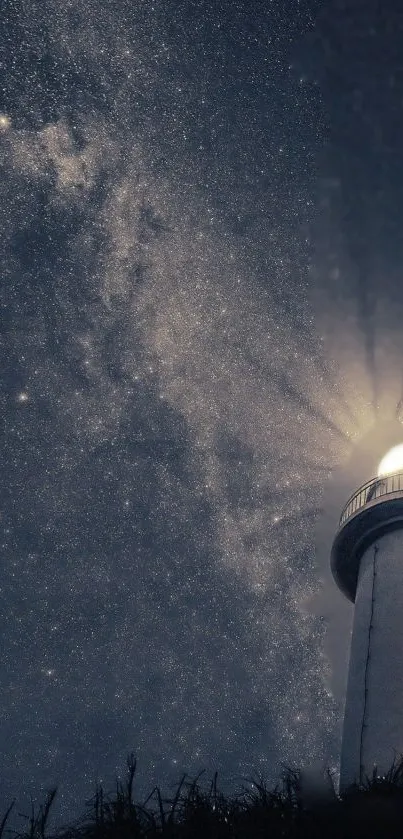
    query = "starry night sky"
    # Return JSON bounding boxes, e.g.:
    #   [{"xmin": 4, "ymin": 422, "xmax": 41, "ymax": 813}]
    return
[{"xmin": 1, "ymin": 0, "xmax": 403, "ymax": 832}]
